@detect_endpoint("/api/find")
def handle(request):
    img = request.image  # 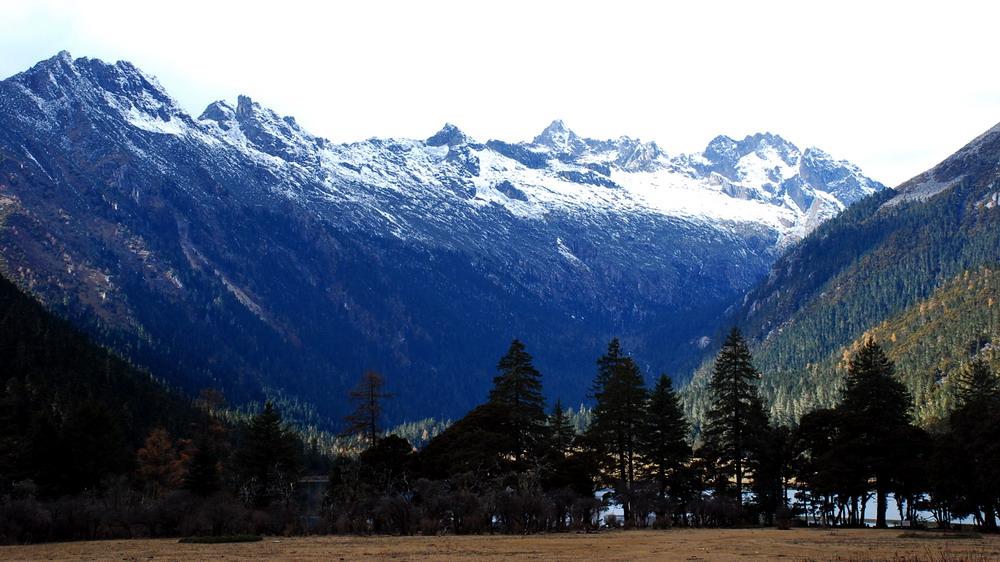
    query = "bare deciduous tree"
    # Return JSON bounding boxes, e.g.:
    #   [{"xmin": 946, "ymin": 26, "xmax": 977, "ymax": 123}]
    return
[{"xmin": 341, "ymin": 370, "xmax": 392, "ymax": 448}]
